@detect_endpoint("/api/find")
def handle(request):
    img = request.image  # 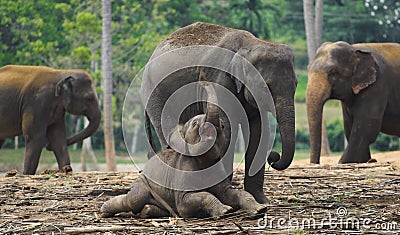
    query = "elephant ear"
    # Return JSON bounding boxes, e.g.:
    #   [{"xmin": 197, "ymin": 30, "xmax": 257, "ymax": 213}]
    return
[
  {"xmin": 352, "ymin": 50, "xmax": 379, "ymax": 94},
  {"xmin": 55, "ymin": 75, "xmax": 75, "ymax": 105},
  {"xmin": 167, "ymin": 125, "xmax": 186, "ymax": 153},
  {"xmin": 230, "ymin": 48, "xmax": 251, "ymax": 93}
]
